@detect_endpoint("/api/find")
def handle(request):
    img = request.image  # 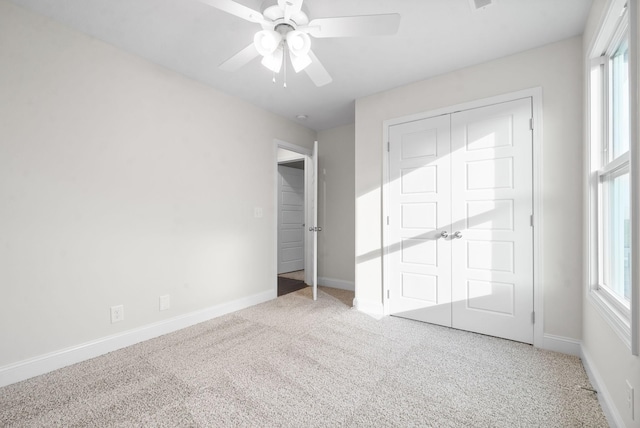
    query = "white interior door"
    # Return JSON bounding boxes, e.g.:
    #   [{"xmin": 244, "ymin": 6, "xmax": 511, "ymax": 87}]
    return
[
  {"xmin": 387, "ymin": 98, "xmax": 534, "ymax": 344},
  {"xmin": 277, "ymin": 165, "xmax": 305, "ymax": 274},
  {"xmin": 305, "ymin": 140, "xmax": 319, "ymax": 300},
  {"xmin": 388, "ymin": 115, "xmax": 452, "ymax": 326},
  {"xmin": 450, "ymin": 98, "xmax": 534, "ymax": 343}
]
